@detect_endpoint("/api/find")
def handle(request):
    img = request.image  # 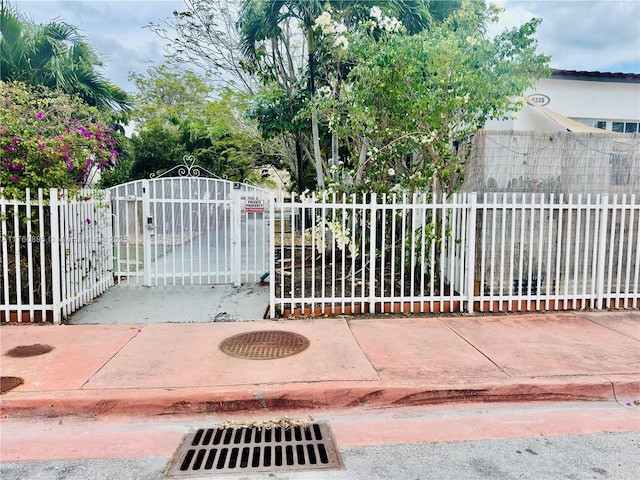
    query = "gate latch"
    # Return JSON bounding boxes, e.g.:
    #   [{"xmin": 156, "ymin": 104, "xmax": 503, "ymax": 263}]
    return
[{"xmin": 146, "ymin": 215, "xmax": 155, "ymax": 230}]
